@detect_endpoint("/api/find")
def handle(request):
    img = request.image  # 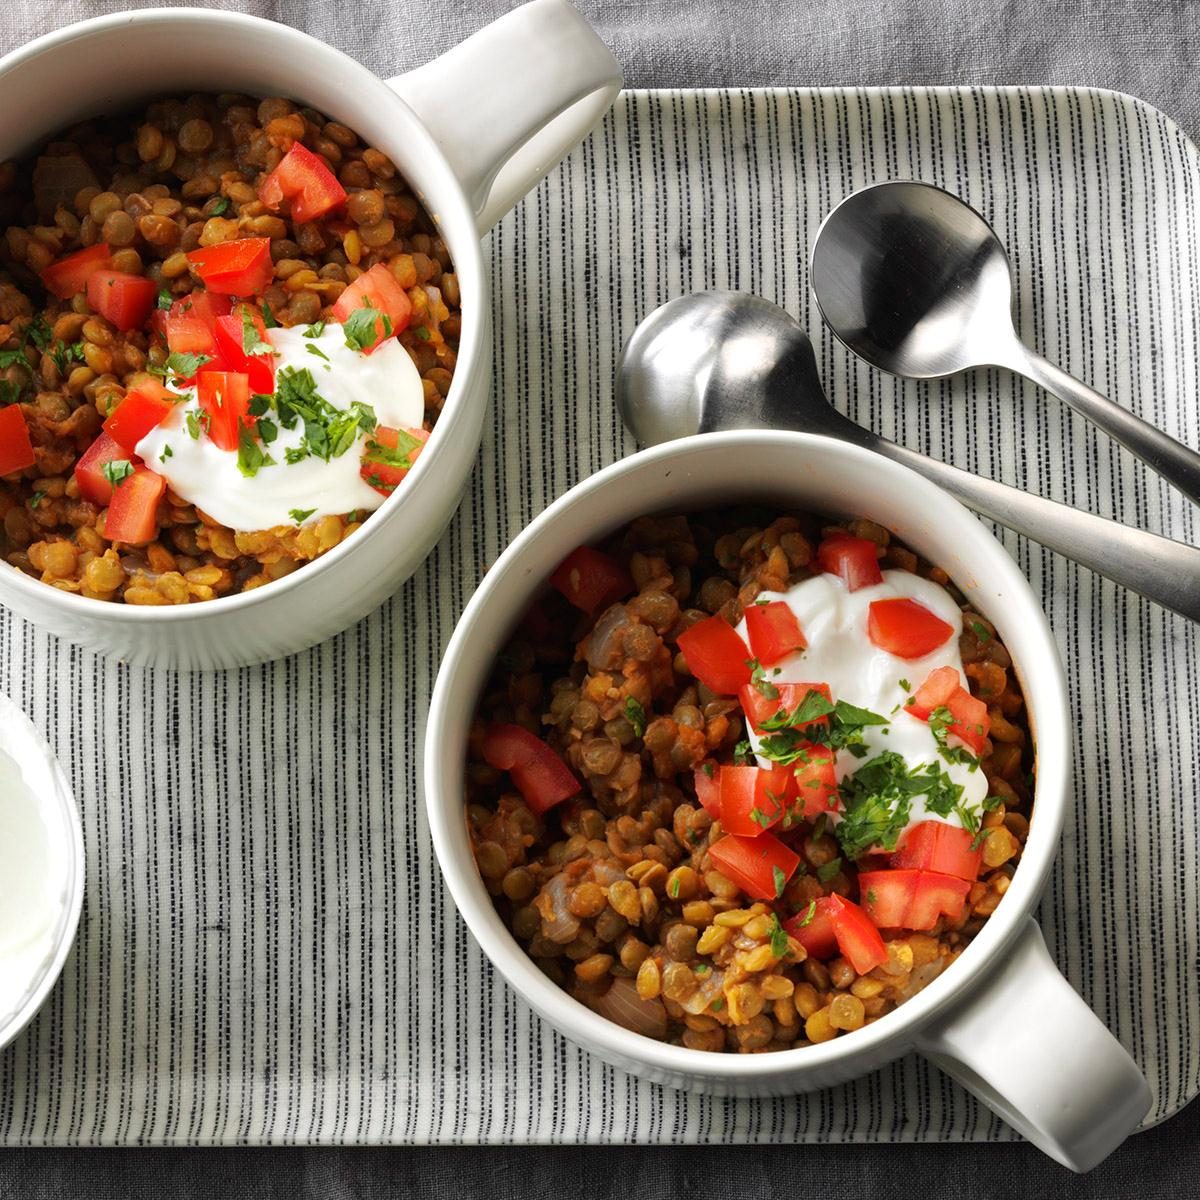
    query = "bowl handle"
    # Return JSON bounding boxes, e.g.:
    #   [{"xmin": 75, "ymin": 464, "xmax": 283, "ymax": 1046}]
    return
[
  {"xmin": 388, "ymin": 0, "xmax": 622, "ymax": 235},
  {"xmin": 914, "ymin": 917, "xmax": 1151, "ymax": 1172}
]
